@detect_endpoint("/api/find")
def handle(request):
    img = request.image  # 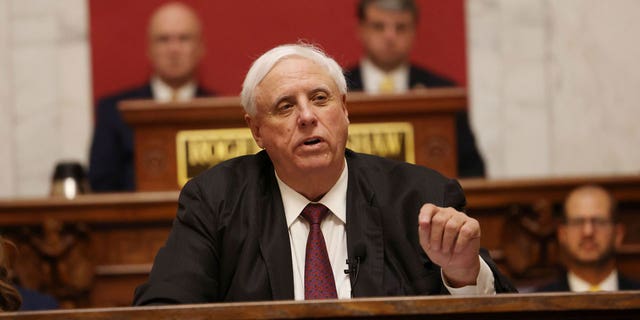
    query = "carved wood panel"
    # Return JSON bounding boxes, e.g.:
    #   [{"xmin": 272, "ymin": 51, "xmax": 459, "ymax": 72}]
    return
[{"xmin": 4, "ymin": 219, "xmax": 94, "ymax": 308}]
